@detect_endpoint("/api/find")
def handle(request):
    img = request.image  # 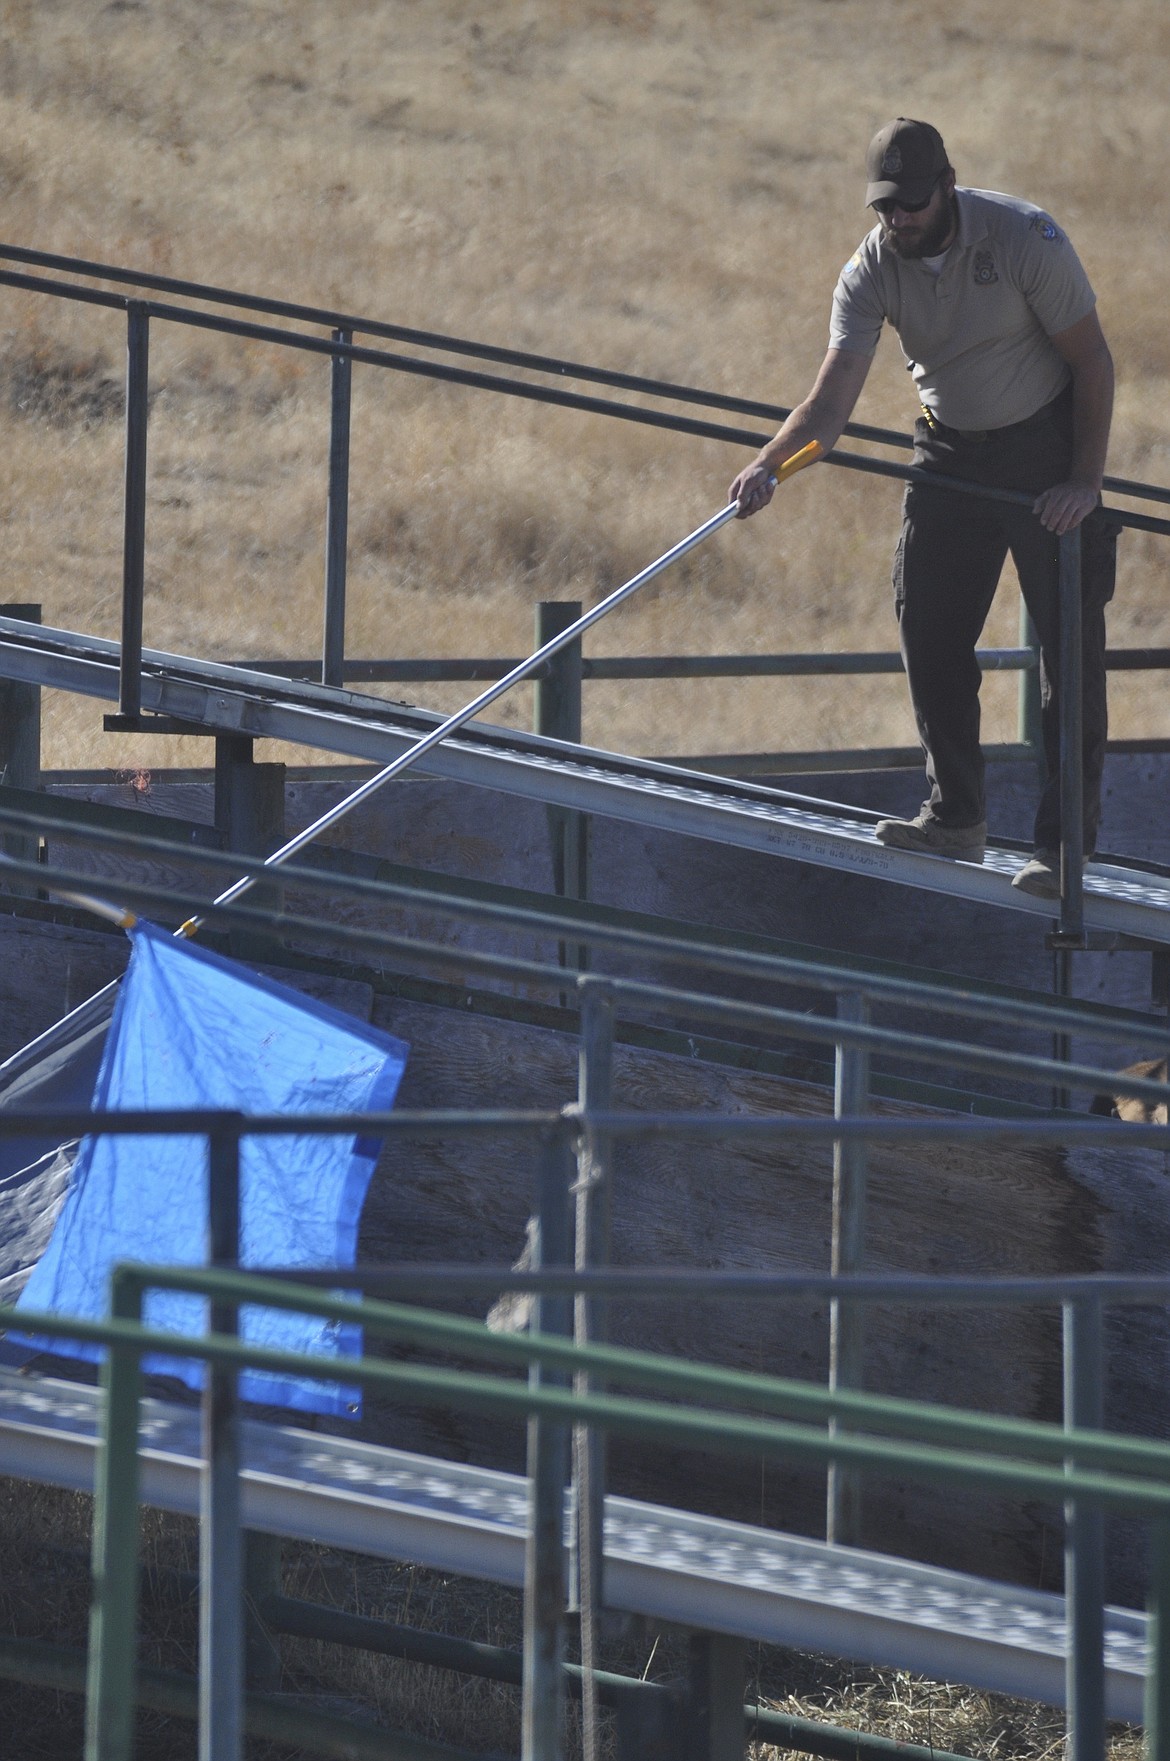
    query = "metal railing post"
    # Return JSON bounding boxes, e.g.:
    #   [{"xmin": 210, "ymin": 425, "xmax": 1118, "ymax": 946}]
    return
[
  {"xmin": 200, "ymin": 1120, "xmax": 244, "ymax": 1761},
  {"xmin": 1052, "ymin": 945, "xmax": 1073, "ymax": 1113},
  {"xmin": 1057, "ymin": 527, "xmax": 1085, "ymax": 942},
  {"xmin": 523, "ymin": 1121, "xmax": 574, "ymax": 1761},
  {"xmin": 119, "ymin": 302, "xmax": 150, "ymax": 720},
  {"xmin": 322, "ymin": 327, "xmax": 352, "ymax": 689},
  {"xmin": 533, "ymin": 601, "xmax": 583, "ymax": 747},
  {"xmin": 685, "ymin": 1631, "xmax": 748, "ymax": 1761},
  {"xmin": 535, "ymin": 602, "xmax": 588, "ymax": 978},
  {"xmin": 0, "ymin": 600, "xmax": 42, "ymax": 895},
  {"xmin": 1018, "ymin": 599, "xmax": 1044, "ymax": 776},
  {"xmin": 573, "ymin": 978, "xmax": 616, "ymax": 1761},
  {"xmin": 1063, "ymin": 1296, "xmax": 1106, "ymax": 1761},
  {"xmin": 827, "ymin": 990, "xmax": 870, "ymax": 1547},
  {"xmin": 1147, "ymin": 1518, "xmax": 1170, "ymax": 1761},
  {"xmin": 243, "ymin": 1531, "xmax": 283, "ymax": 1694},
  {"xmin": 85, "ymin": 1267, "xmax": 145, "ymax": 1761}
]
